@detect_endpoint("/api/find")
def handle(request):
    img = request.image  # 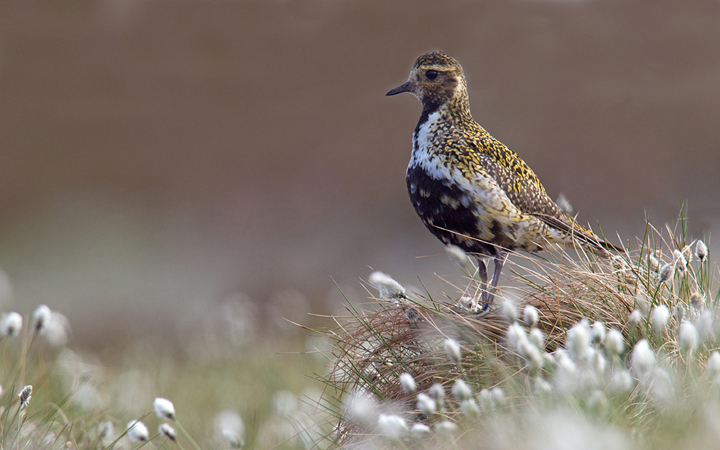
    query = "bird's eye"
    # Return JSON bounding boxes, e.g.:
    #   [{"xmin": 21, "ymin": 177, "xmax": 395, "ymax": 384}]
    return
[{"xmin": 425, "ymin": 70, "xmax": 438, "ymax": 80}]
